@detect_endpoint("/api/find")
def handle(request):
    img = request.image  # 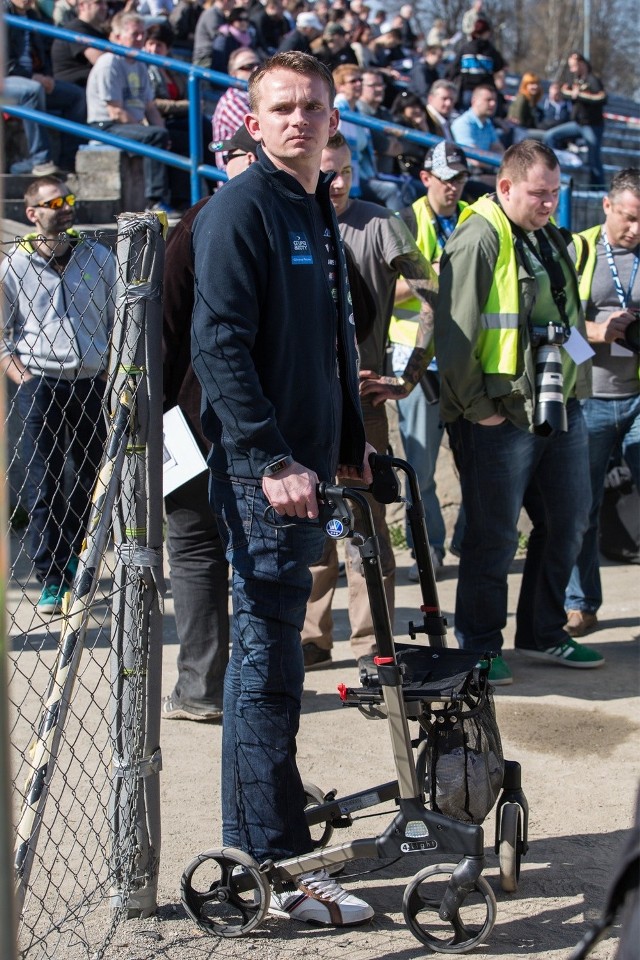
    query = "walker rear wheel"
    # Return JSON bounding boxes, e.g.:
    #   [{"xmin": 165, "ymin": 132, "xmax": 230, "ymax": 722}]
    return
[
  {"xmin": 181, "ymin": 847, "xmax": 269, "ymax": 938},
  {"xmin": 498, "ymin": 802, "xmax": 522, "ymax": 893},
  {"xmin": 402, "ymin": 862, "xmax": 497, "ymax": 953}
]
